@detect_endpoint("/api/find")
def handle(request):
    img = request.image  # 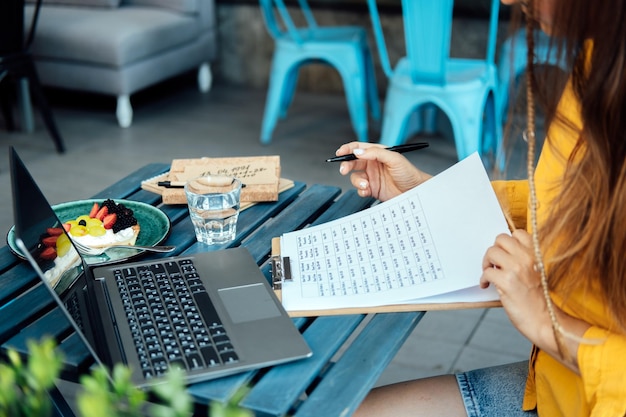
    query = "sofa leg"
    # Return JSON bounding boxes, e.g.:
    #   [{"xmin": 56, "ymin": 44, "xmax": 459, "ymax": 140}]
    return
[
  {"xmin": 116, "ymin": 95, "xmax": 133, "ymax": 128},
  {"xmin": 198, "ymin": 63, "xmax": 212, "ymax": 93}
]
